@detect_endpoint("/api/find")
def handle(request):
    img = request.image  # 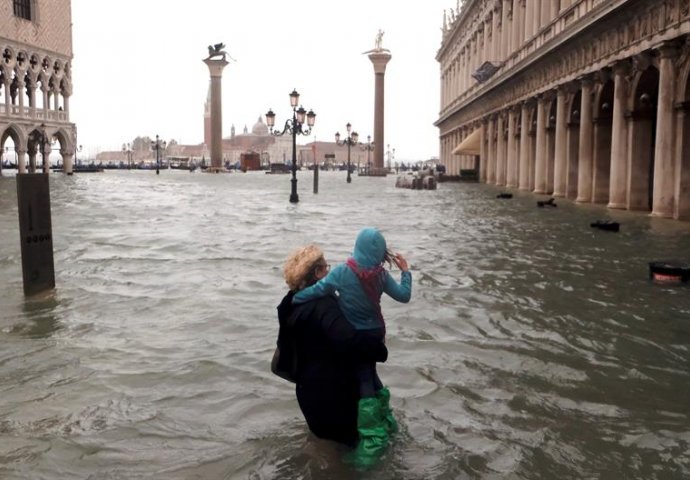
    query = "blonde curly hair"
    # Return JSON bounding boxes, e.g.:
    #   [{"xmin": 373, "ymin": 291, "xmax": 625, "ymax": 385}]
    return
[{"xmin": 283, "ymin": 244, "xmax": 325, "ymax": 291}]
